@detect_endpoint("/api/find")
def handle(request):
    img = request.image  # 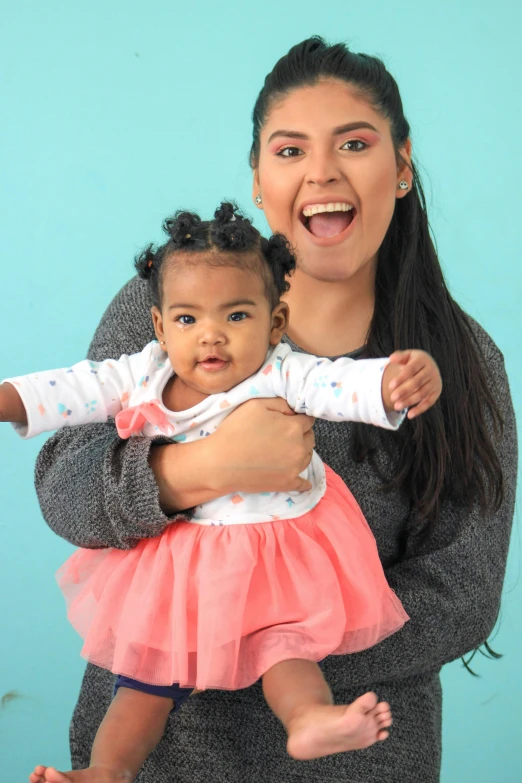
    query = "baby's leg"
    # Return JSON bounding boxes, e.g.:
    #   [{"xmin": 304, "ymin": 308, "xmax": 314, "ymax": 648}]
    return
[
  {"xmin": 262, "ymin": 659, "xmax": 392, "ymax": 760},
  {"xmin": 28, "ymin": 686, "xmax": 180, "ymax": 783}
]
